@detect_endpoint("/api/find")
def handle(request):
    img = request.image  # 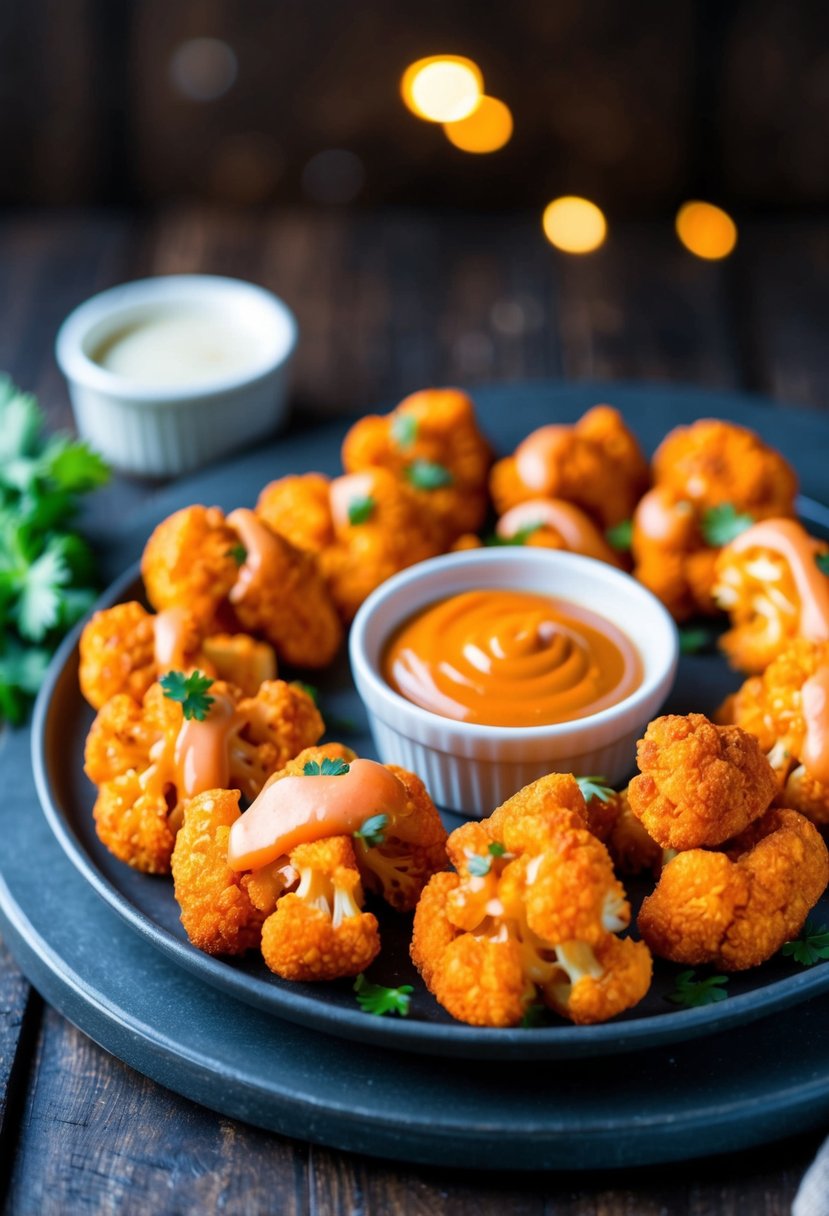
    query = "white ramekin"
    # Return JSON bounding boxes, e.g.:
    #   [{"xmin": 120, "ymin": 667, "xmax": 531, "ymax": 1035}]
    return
[
  {"xmin": 350, "ymin": 548, "xmax": 679, "ymax": 816},
  {"xmin": 55, "ymin": 275, "xmax": 298, "ymax": 477}
]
